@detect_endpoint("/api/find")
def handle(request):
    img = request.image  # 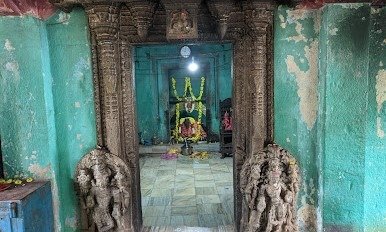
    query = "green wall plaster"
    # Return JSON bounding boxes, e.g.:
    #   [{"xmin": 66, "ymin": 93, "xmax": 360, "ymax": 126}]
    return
[
  {"xmin": 0, "ymin": 8, "xmax": 96, "ymax": 232},
  {"xmin": 0, "ymin": 15, "xmax": 62, "ymax": 229},
  {"xmin": 274, "ymin": 6, "xmax": 320, "ymax": 232},
  {"xmin": 135, "ymin": 44, "xmax": 232, "ymax": 142},
  {"xmin": 364, "ymin": 6, "xmax": 386, "ymax": 232},
  {"xmin": 46, "ymin": 9, "xmax": 97, "ymax": 231},
  {"xmin": 275, "ymin": 3, "xmax": 386, "ymax": 232},
  {"xmin": 321, "ymin": 4, "xmax": 371, "ymax": 230}
]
